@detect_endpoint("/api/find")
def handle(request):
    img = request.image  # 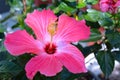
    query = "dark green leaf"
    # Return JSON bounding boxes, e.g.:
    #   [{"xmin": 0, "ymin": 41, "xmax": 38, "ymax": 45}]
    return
[
  {"xmin": 0, "ymin": 39, "xmax": 6, "ymax": 52},
  {"xmin": 17, "ymin": 54, "xmax": 32, "ymax": 67},
  {"xmin": 82, "ymin": 43, "xmax": 102, "ymax": 56},
  {"xmin": 0, "ymin": 51, "xmax": 16, "ymax": 61},
  {"xmin": 113, "ymin": 51, "xmax": 120, "ymax": 62},
  {"xmin": 96, "ymin": 51, "xmax": 115, "ymax": 78},
  {"xmin": 0, "ymin": 33, "xmax": 4, "ymax": 38},
  {"xmin": 65, "ymin": 0, "xmax": 76, "ymax": 2},
  {"xmin": 14, "ymin": 70, "xmax": 28, "ymax": 80},
  {"xmin": 106, "ymin": 30, "xmax": 120, "ymax": 48},
  {"xmin": 98, "ymin": 18, "xmax": 113, "ymax": 27},
  {"xmin": 86, "ymin": 21, "xmax": 100, "ymax": 28},
  {"xmin": 98, "ymin": 13, "xmax": 113, "ymax": 26},
  {"xmin": 33, "ymin": 72, "xmax": 59, "ymax": 80},
  {"xmin": 60, "ymin": 68, "xmax": 72, "ymax": 80},
  {"xmin": 0, "ymin": 73, "xmax": 13, "ymax": 80},
  {"xmin": 59, "ymin": 68, "xmax": 83, "ymax": 80},
  {"xmin": 33, "ymin": 72, "xmax": 44, "ymax": 80},
  {"xmin": 0, "ymin": 60, "xmax": 22, "ymax": 76}
]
